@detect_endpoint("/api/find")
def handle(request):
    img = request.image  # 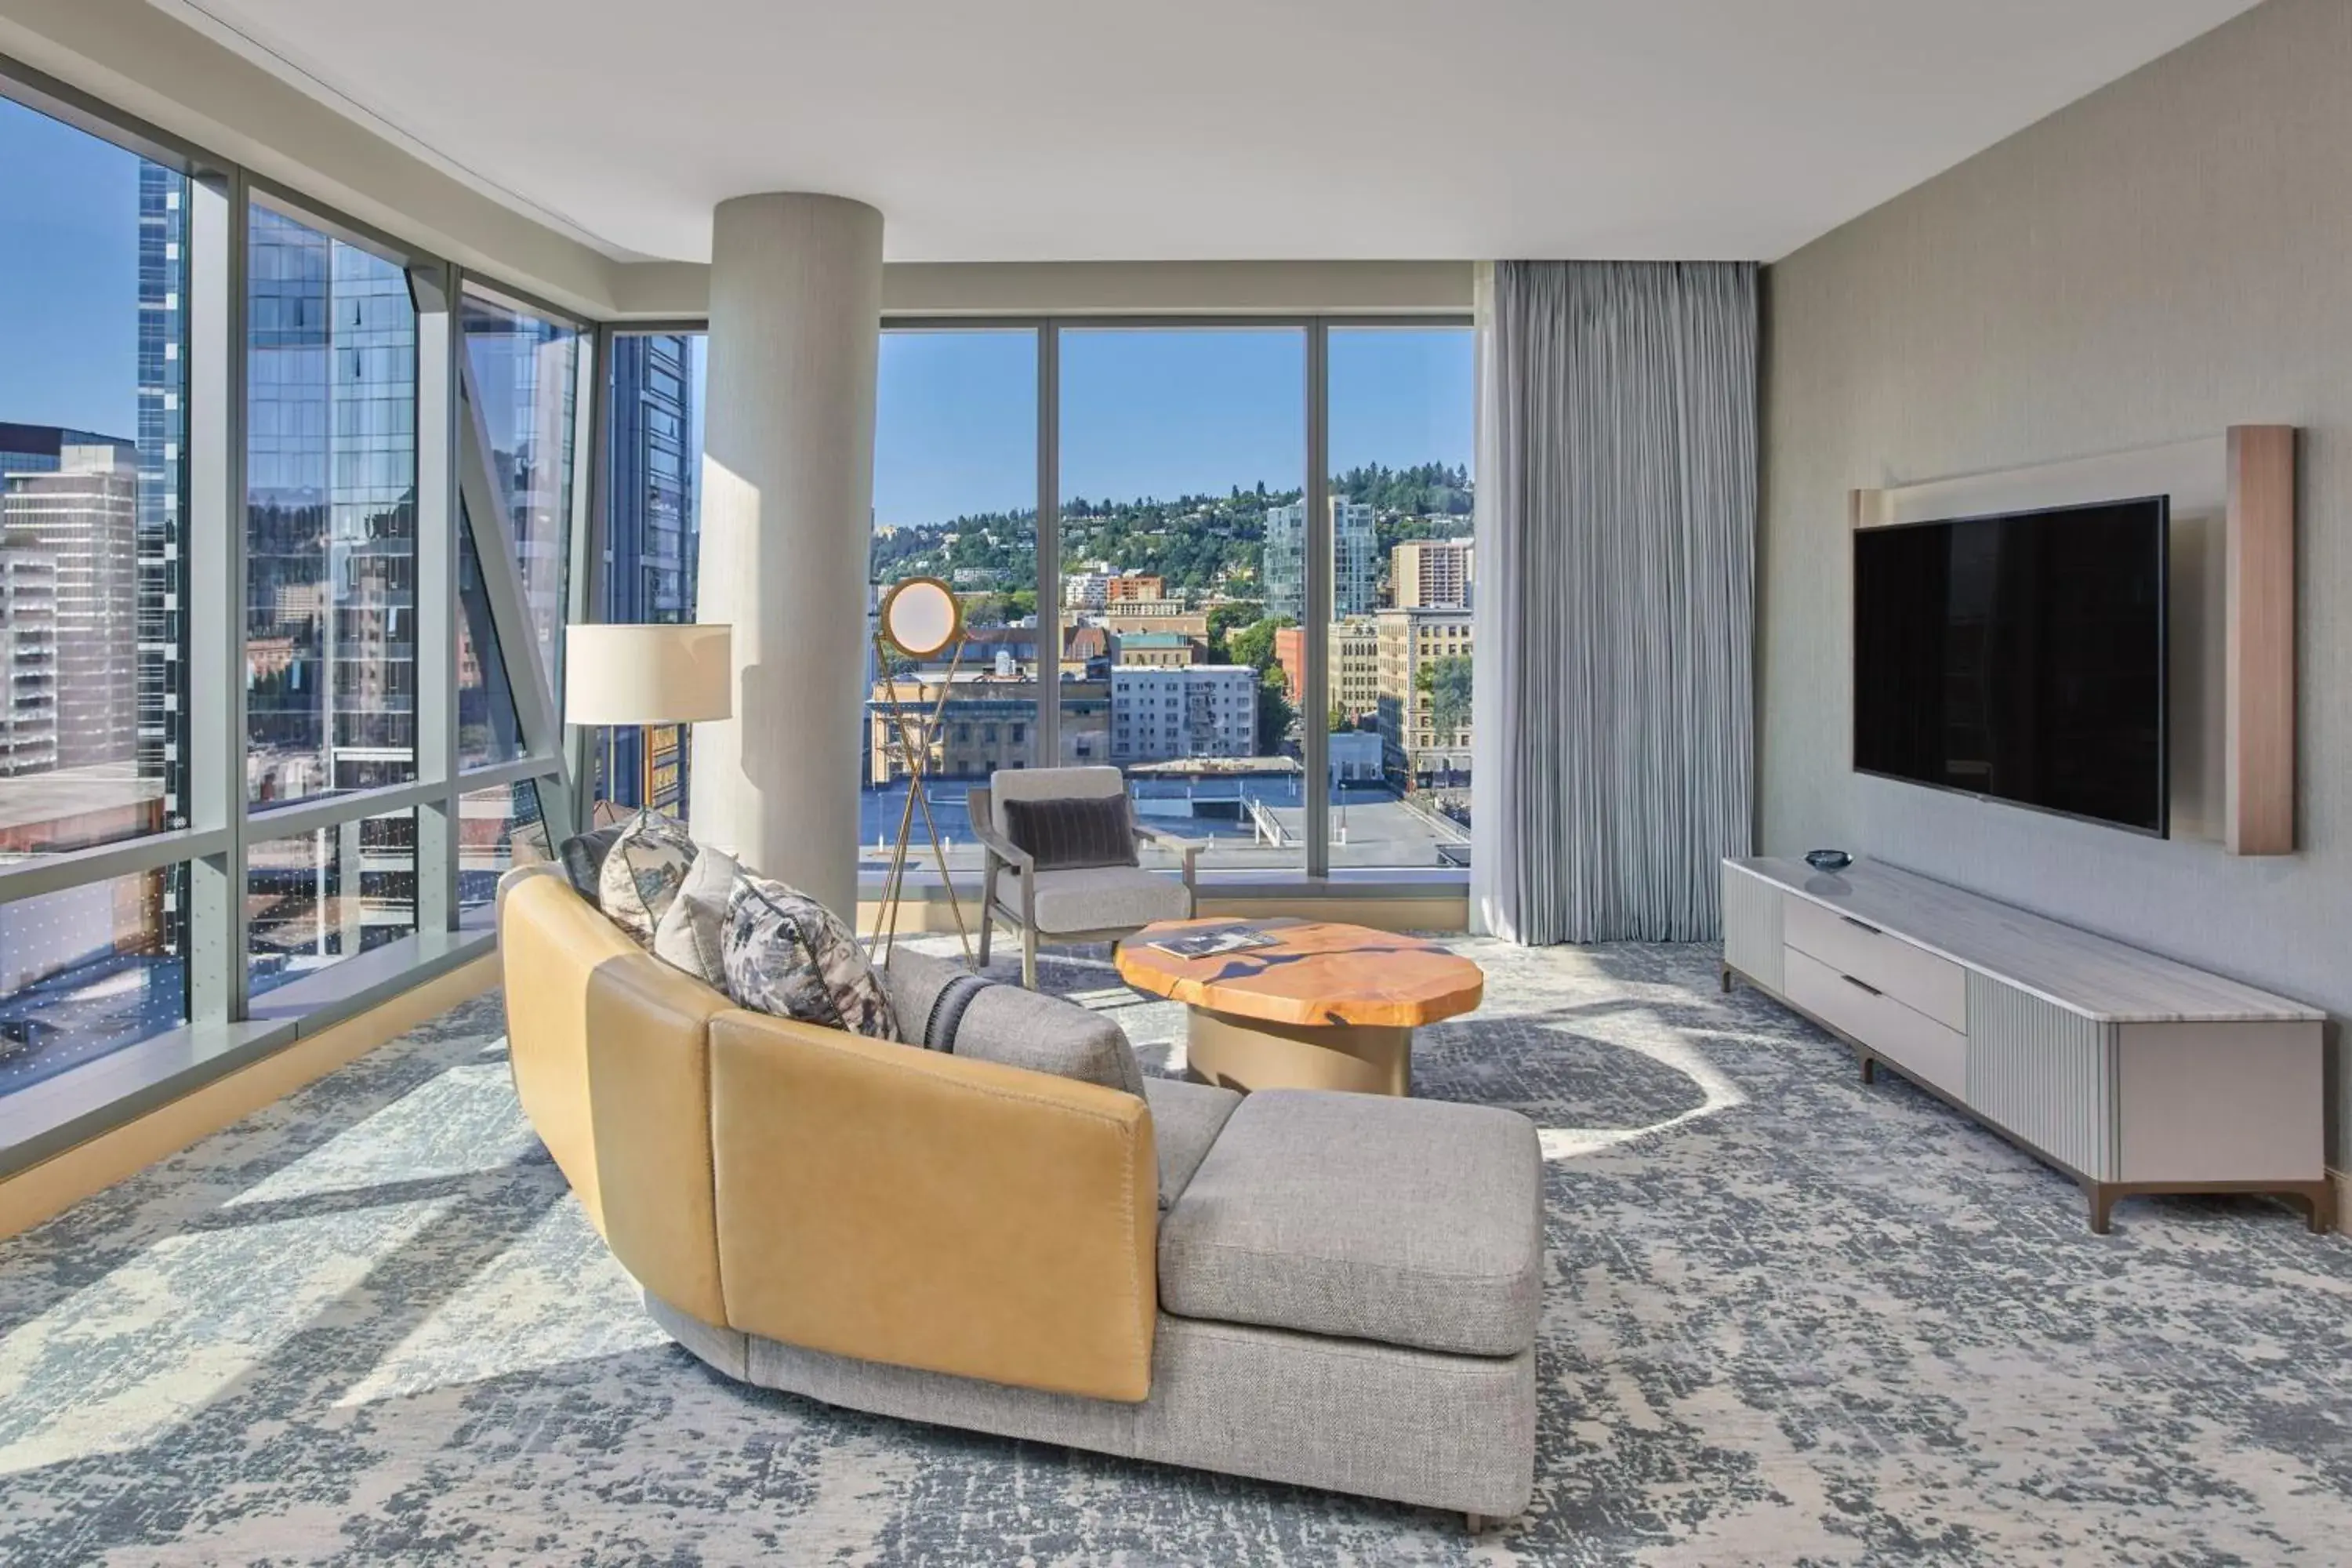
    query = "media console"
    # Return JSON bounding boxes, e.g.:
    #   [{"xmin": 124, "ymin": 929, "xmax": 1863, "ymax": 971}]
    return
[{"xmin": 1722, "ymin": 857, "xmax": 2332, "ymax": 1233}]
